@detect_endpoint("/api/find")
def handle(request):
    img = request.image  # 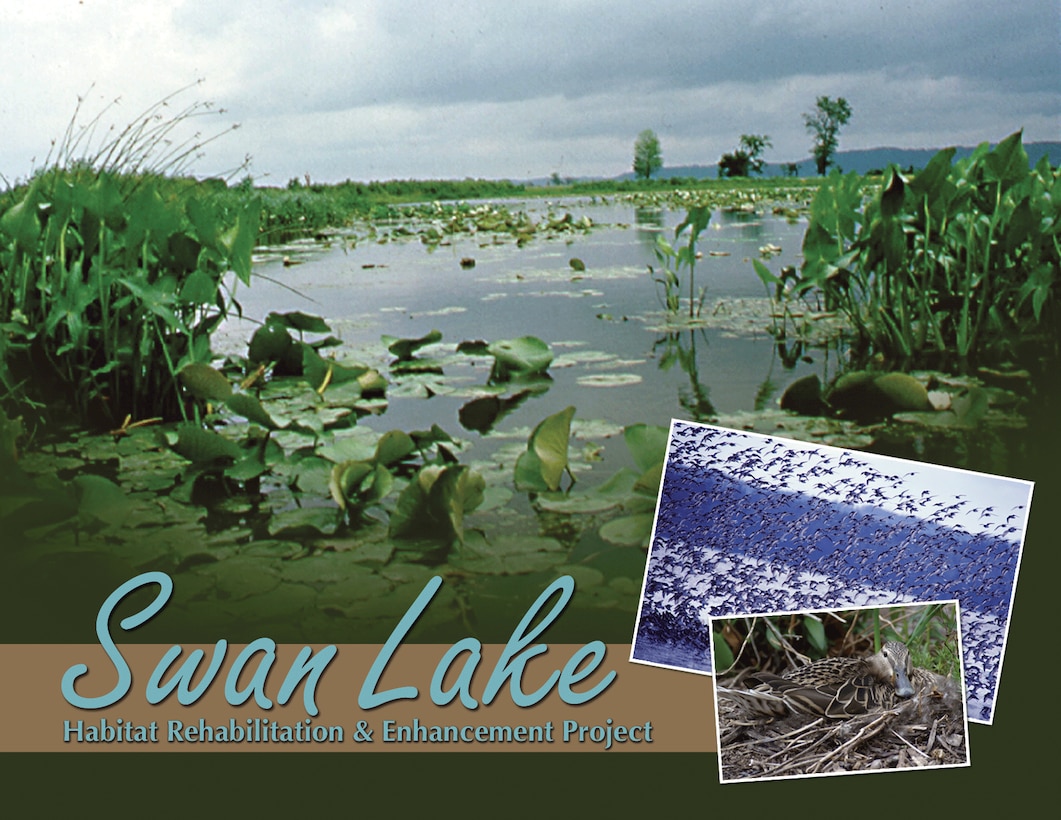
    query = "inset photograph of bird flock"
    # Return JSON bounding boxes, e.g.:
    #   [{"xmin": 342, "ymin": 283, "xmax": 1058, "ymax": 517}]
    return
[
  {"xmin": 631, "ymin": 420, "xmax": 1033, "ymax": 725},
  {"xmin": 712, "ymin": 601, "xmax": 968, "ymax": 781}
]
